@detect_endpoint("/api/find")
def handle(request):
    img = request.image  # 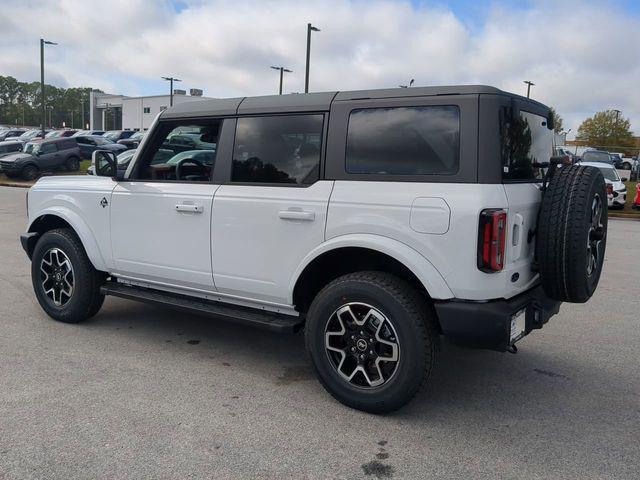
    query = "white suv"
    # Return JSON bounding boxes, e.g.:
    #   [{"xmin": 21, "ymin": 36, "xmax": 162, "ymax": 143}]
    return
[{"xmin": 21, "ymin": 86, "xmax": 608, "ymax": 413}]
